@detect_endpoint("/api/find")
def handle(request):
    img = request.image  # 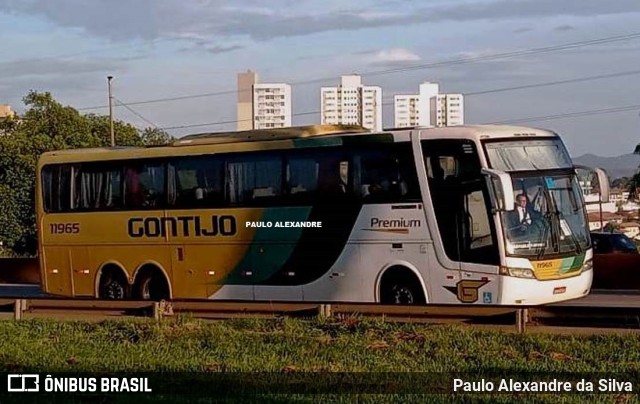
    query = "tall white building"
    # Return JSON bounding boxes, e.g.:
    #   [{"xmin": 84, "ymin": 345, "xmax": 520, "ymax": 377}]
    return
[
  {"xmin": 321, "ymin": 75, "xmax": 382, "ymax": 131},
  {"xmin": 394, "ymin": 82, "xmax": 464, "ymax": 128},
  {"xmin": 253, "ymin": 83, "xmax": 292, "ymax": 129},
  {"xmin": 236, "ymin": 70, "xmax": 292, "ymax": 130},
  {"xmin": 434, "ymin": 93, "xmax": 464, "ymax": 127}
]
